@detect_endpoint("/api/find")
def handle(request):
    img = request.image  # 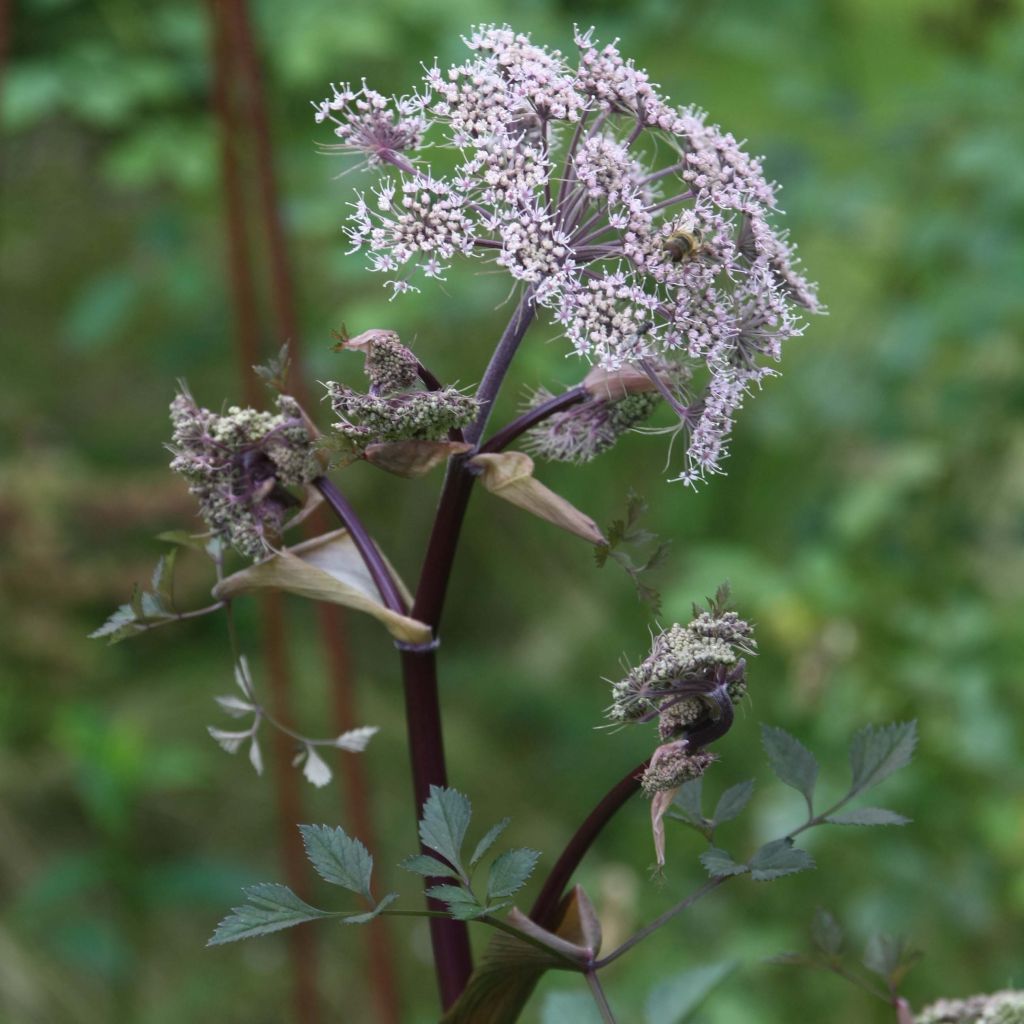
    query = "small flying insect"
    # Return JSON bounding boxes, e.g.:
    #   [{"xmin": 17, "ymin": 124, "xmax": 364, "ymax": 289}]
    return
[{"xmin": 662, "ymin": 227, "xmax": 703, "ymax": 264}]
